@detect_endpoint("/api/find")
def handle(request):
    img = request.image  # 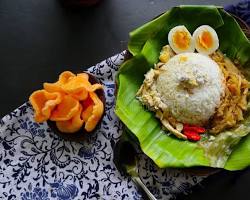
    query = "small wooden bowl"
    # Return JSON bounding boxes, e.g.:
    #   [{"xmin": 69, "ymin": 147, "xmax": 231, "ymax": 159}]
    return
[{"xmin": 47, "ymin": 72, "xmax": 105, "ymax": 141}]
